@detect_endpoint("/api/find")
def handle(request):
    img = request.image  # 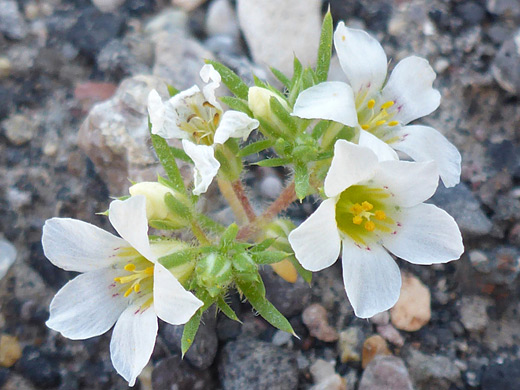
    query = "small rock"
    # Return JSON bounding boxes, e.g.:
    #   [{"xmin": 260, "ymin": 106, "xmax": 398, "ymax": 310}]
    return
[
  {"xmin": 217, "ymin": 315, "xmax": 242, "ymax": 341},
  {"xmin": 376, "ymin": 324, "xmax": 404, "ymax": 347},
  {"xmin": 0, "ymin": 57, "xmax": 10, "ymax": 78},
  {"xmin": 430, "ymin": 183, "xmax": 493, "ymax": 238},
  {"xmin": 259, "ymin": 174, "xmax": 283, "ymax": 199},
  {"xmin": 486, "ymin": 0, "xmax": 520, "ymax": 18},
  {"xmin": 97, "ymin": 39, "xmax": 150, "ymax": 79},
  {"xmin": 0, "ymin": 0, "xmax": 28, "ymax": 40},
  {"xmin": 237, "ymin": 0, "xmax": 321, "ymax": 76},
  {"xmin": 457, "ymin": 295, "xmax": 492, "ymax": 332},
  {"xmin": 18, "ymin": 346, "xmax": 61, "ymax": 388},
  {"xmin": 338, "ymin": 327, "xmax": 364, "ymax": 363},
  {"xmin": 219, "ymin": 338, "xmax": 298, "ymax": 390},
  {"xmin": 359, "ymin": 356, "xmax": 414, "ymax": 390},
  {"xmin": 492, "ymin": 29, "xmax": 520, "ymax": 95},
  {"xmin": 261, "ymin": 266, "xmax": 311, "ymax": 317},
  {"xmin": 0, "ymin": 238, "xmax": 16, "ymax": 280},
  {"xmin": 272, "ymin": 330, "xmax": 293, "ymax": 346},
  {"xmin": 2, "ymin": 374, "xmax": 35, "ymax": 390},
  {"xmin": 369, "ymin": 311, "xmax": 390, "ymax": 326},
  {"xmin": 406, "ymin": 349, "xmax": 461, "ymax": 390},
  {"xmin": 171, "ymin": 0, "xmax": 207, "ymax": 11},
  {"xmin": 92, "ymin": 0, "xmax": 126, "ymax": 13},
  {"xmin": 152, "ymin": 356, "xmax": 215, "ymax": 389},
  {"xmin": 302, "ymin": 303, "xmax": 339, "ymax": 342},
  {"xmin": 455, "ymin": 2, "xmax": 486, "ymax": 25},
  {"xmin": 390, "ymin": 273, "xmax": 431, "ymax": 332},
  {"xmin": 0, "ymin": 335, "xmax": 21, "ymax": 368},
  {"xmin": 362, "ymin": 335, "xmax": 391, "ymax": 369},
  {"xmin": 160, "ymin": 312, "xmax": 218, "ymax": 369},
  {"xmin": 144, "ymin": 8, "xmax": 188, "ymax": 36},
  {"xmin": 78, "ymin": 75, "xmax": 170, "ymax": 195},
  {"xmin": 206, "ymin": 0, "xmax": 239, "ymax": 37},
  {"xmin": 2, "ymin": 113, "xmax": 38, "ymax": 146},
  {"xmin": 309, "ymin": 359, "xmax": 346, "ymax": 390},
  {"xmin": 481, "ymin": 359, "xmax": 520, "ymax": 390}
]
